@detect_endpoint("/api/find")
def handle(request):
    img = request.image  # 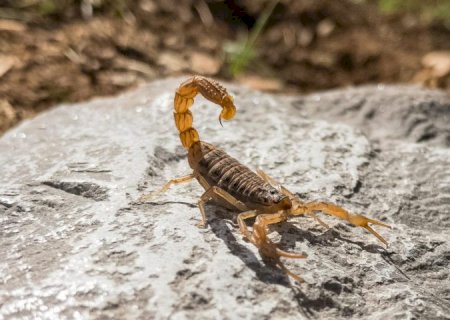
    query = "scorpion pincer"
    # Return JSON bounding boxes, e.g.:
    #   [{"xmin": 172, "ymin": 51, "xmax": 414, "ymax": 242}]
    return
[{"xmin": 140, "ymin": 75, "xmax": 391, "ymax": 282}]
